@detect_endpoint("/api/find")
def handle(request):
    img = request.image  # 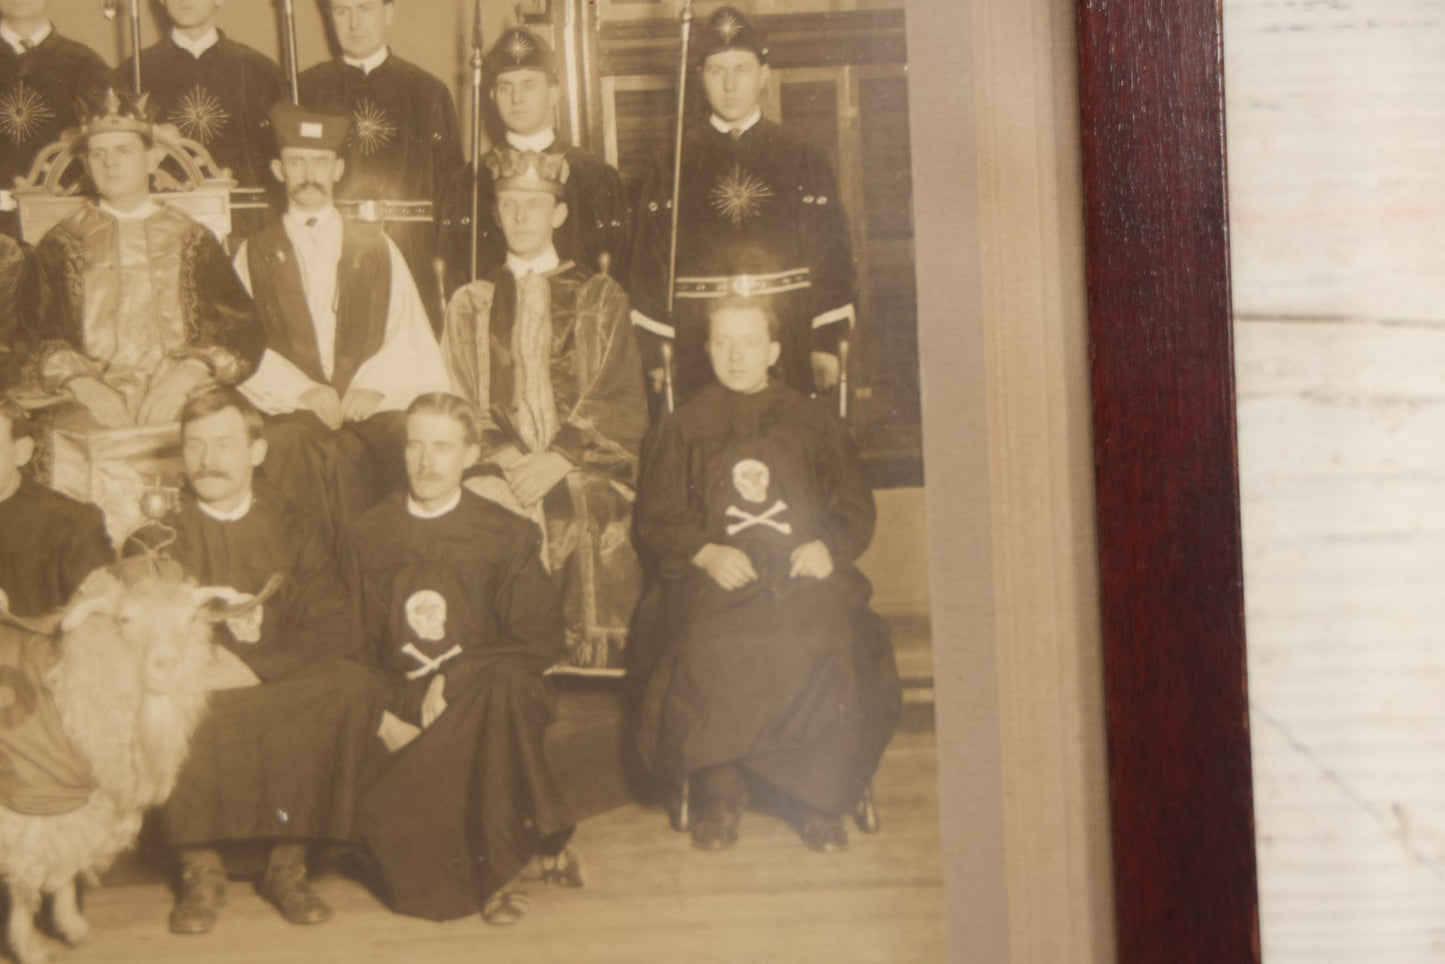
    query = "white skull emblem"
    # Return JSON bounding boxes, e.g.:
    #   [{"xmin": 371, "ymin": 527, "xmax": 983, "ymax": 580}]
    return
[
  {"xmin": 405, "ymin": 590, "xmax": 448, "ymax": 642},
  {"xmin": 732, "ymin": 459, "xmax": 770, "ymax": 505}
]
